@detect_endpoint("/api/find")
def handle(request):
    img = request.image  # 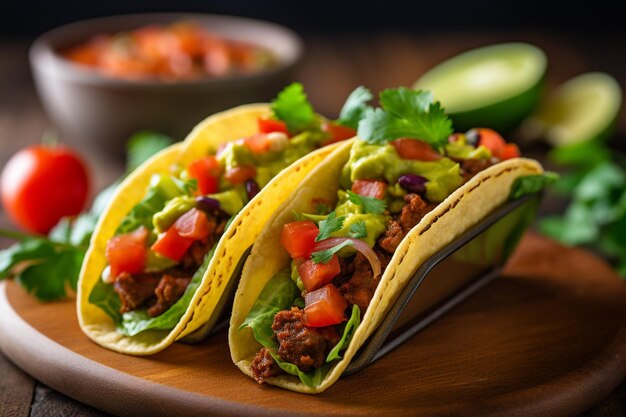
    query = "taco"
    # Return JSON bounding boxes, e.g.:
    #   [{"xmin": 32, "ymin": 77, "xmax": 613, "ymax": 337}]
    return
[
  {"xmin": 230, "ymin": 87, "xmax": 551, "ymax": 393},
  {"xmin": 77, "ymin": 83, "xmax": 367, "ymax": 355}
]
